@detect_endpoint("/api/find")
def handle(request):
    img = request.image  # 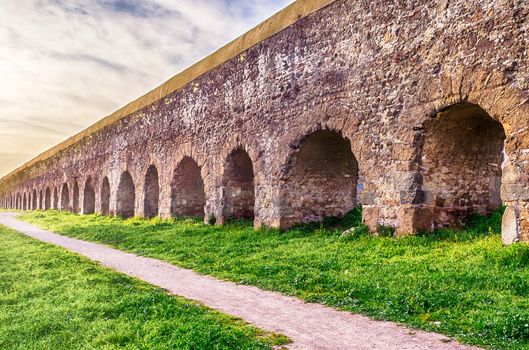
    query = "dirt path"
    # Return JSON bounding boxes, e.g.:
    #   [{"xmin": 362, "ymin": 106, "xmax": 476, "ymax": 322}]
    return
[{"xmin": 0, "ymin": 212, "xmax": 482, "ymax": 350}]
